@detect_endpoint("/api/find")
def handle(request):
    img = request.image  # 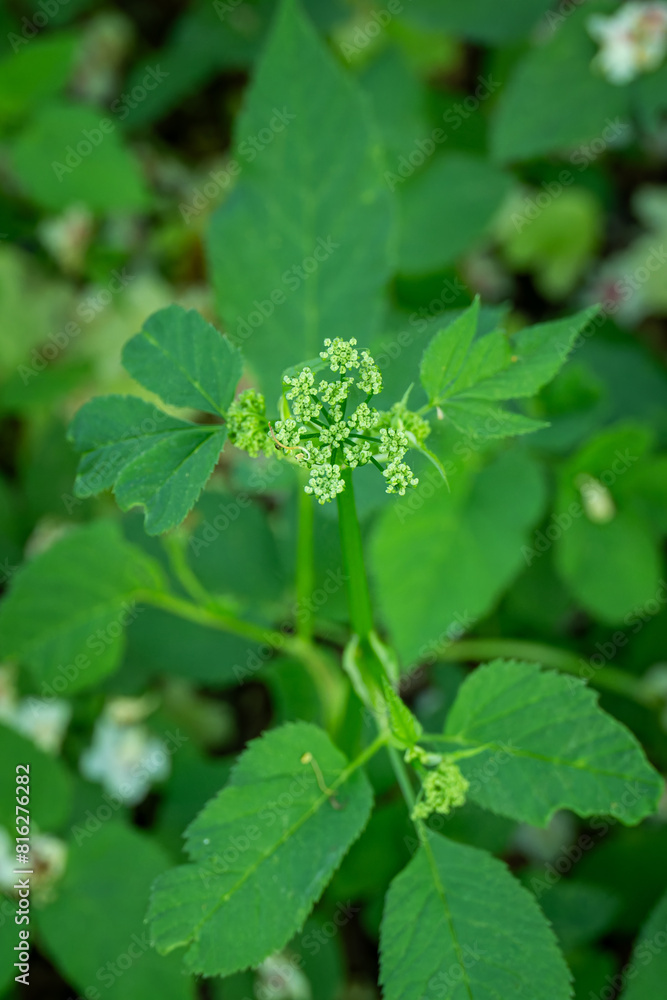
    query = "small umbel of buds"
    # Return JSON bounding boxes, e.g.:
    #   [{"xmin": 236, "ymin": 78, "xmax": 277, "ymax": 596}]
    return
[
  {"xmin": 262, "ymin": 337, "xmax": 427, "ymax": 503},
  {"xmin": 410, "ymin": 758, "xmax": 470, "ymax": 821}
]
